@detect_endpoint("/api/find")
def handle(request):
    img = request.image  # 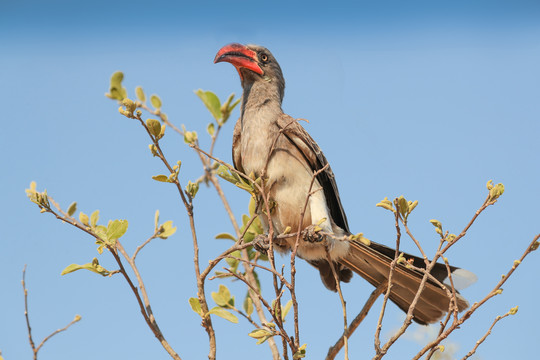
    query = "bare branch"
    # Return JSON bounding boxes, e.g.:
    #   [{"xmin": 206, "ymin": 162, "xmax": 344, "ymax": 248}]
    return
[
  {"xmin": 327, "ymin": 283, "xmax": 386, "ymax": 360},
  {"xmin": 22, "ymin": 266, "xmax": 81, "ymax": 360},
  {"xmin": 412, "ymin": 234, "xmax": 539, "ymax": 360},
  {"xmin": 461, "ymin": 311, "xmax": 513, "ymax": 360},
  {"xmin": 374, "ymin": 206, "xmax": 401, "ymax": 355},
  {"xmin": 326, "ymin": 248, "xmax": 349, "ymax": 360}
]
